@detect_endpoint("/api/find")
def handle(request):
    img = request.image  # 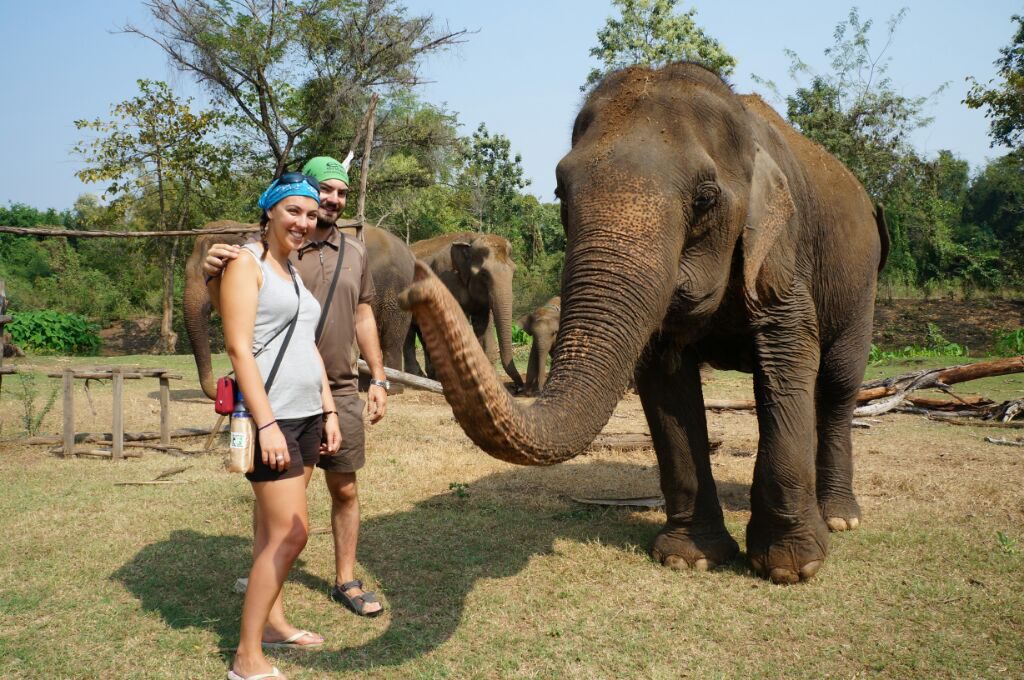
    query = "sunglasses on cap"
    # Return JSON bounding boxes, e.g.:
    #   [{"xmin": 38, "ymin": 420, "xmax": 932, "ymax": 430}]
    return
[{"xmin": 276, "ymin": 171, "xmax": 320, "ymax": 192}]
